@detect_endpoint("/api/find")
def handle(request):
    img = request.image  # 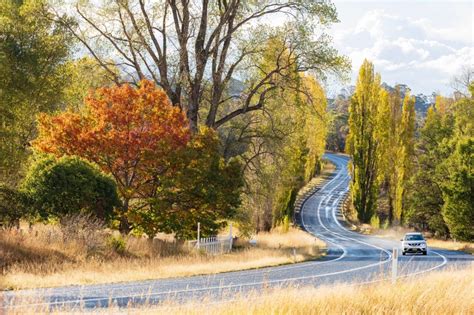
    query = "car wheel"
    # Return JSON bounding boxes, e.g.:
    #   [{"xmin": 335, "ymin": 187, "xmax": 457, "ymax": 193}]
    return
[
  {"xmin": 423, "ymin": 251, "xmax": 427, "ymax": 256},
  {"xmin": 402, "ymin": 251, "xmax": 406, "ymax": 255}
]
